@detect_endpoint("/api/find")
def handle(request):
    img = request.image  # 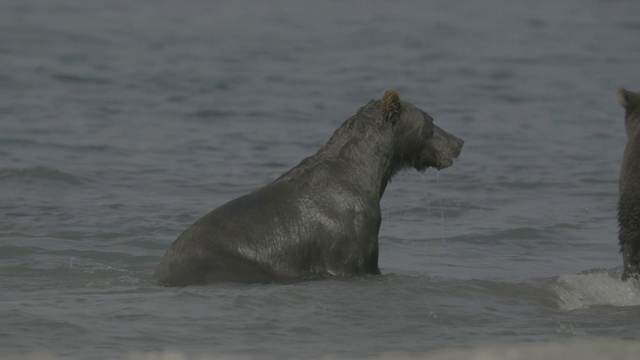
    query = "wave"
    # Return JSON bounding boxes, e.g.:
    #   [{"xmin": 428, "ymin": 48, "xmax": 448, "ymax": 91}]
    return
[
  {"xmin": 50, "ymin": 73, "xmax": 111, "ymax": 85},
  {"xmin": 0, "ymin": 167, "xmax": 89, "ymax": 185},
  {"xmin": 379, "ymin": 269, "xmax": 640, "ymax": 312},
  {"xmin": 551, "ymin": 268, "xmax": 640, "ymax": 310},
  {"xmin": 421, "ymin": 340, "xmax": 640, "ymax": 360},
  {"xmin": 6, "ymin": 339, "xmax": 640, "ymax": 360}
]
